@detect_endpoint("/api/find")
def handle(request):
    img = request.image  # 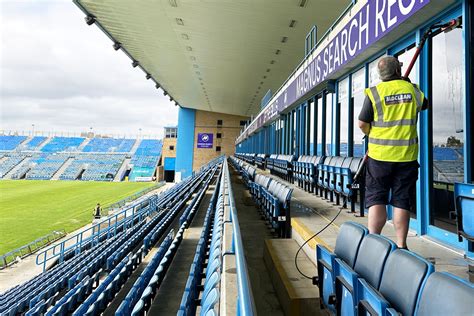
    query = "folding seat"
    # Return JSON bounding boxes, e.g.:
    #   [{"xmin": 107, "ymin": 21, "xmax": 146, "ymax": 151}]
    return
[
  {"xmin": 328, "ymin": 157, "xmax": 346, "ymax": 204},
  {"xmin": 415, "ymin": 272, "xmax": 474, "ymax": 316},
  {"xmin": 317, "ymin": 157, "xmax": 332, "ymax": 197},
  {"xmin": 454, "ymin": 182, "xmax": 474, "ymax": 256},
  {"xmin": 334, "ymin": 234, "xmax": 396, "ymax": 316},
  {"xmin": 199, "ymin": 288, "xmax": 219, "ymax": 316},
  {"xmin": 202, "ymin": 271, "xmax": 220, "ymax": 302},
  {"xmin": 323, "ymin": 157, "xmax": 340, "ymax": 201},
  {"xmin": 340, "ymin": 157, "xmax": 363, "ymax": 213},
  {"xmin": 335, "ymin": 158, "xmax": 352, "ymax": 197},
  {"xmin": 316, "ymin": 222, "xmax": 368, "ymax": 312},
  {"xmin": 357, "ymin": 249, "xmax": 434, "ymax": 316}
]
